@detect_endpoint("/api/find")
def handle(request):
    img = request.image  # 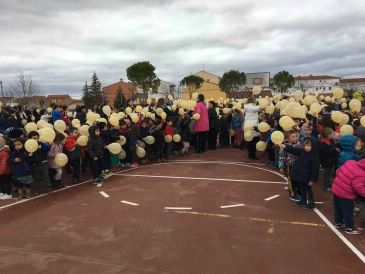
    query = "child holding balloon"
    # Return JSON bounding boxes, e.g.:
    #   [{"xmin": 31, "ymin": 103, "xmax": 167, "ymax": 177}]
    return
[
  {"xmin": 48, "ymin": 133, "xmax": 66, "ymax": 189},
  {"xmin": 64, "ymin": 127, "xmax": 81, "ymax": 184},
  {"xmin": 88, "ymin": 125, "xmax": 105, "ymax": 184}
]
